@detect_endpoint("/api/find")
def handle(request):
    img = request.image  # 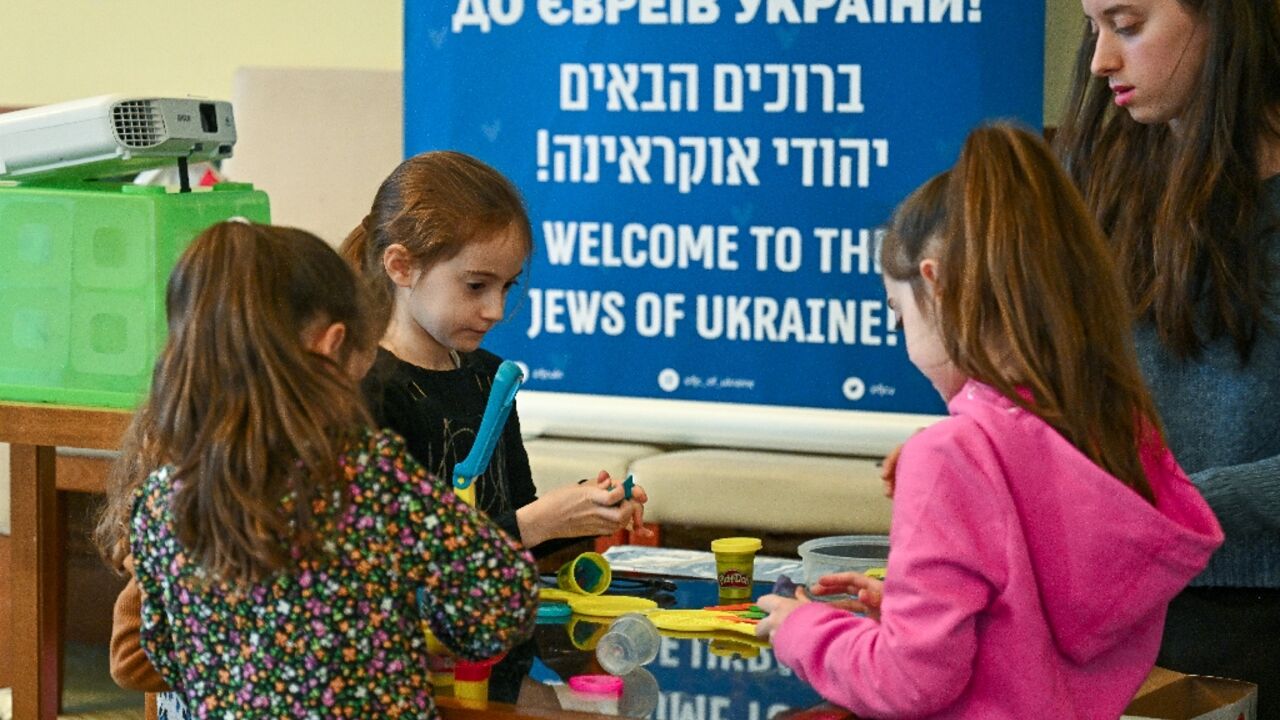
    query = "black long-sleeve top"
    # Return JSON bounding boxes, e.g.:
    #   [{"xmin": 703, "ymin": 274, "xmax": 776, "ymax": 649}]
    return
[{"xmin": 362, "ymin": 346, "xmax": 580, "ymax": 558}]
